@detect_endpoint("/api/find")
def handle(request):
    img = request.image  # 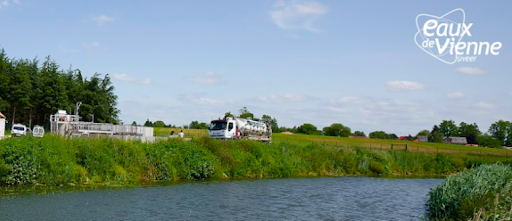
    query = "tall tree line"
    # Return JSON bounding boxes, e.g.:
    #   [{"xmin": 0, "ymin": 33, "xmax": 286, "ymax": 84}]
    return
[{"xmin": 0, "ymin": 49, "xmax": 119, "ymax": 128}]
